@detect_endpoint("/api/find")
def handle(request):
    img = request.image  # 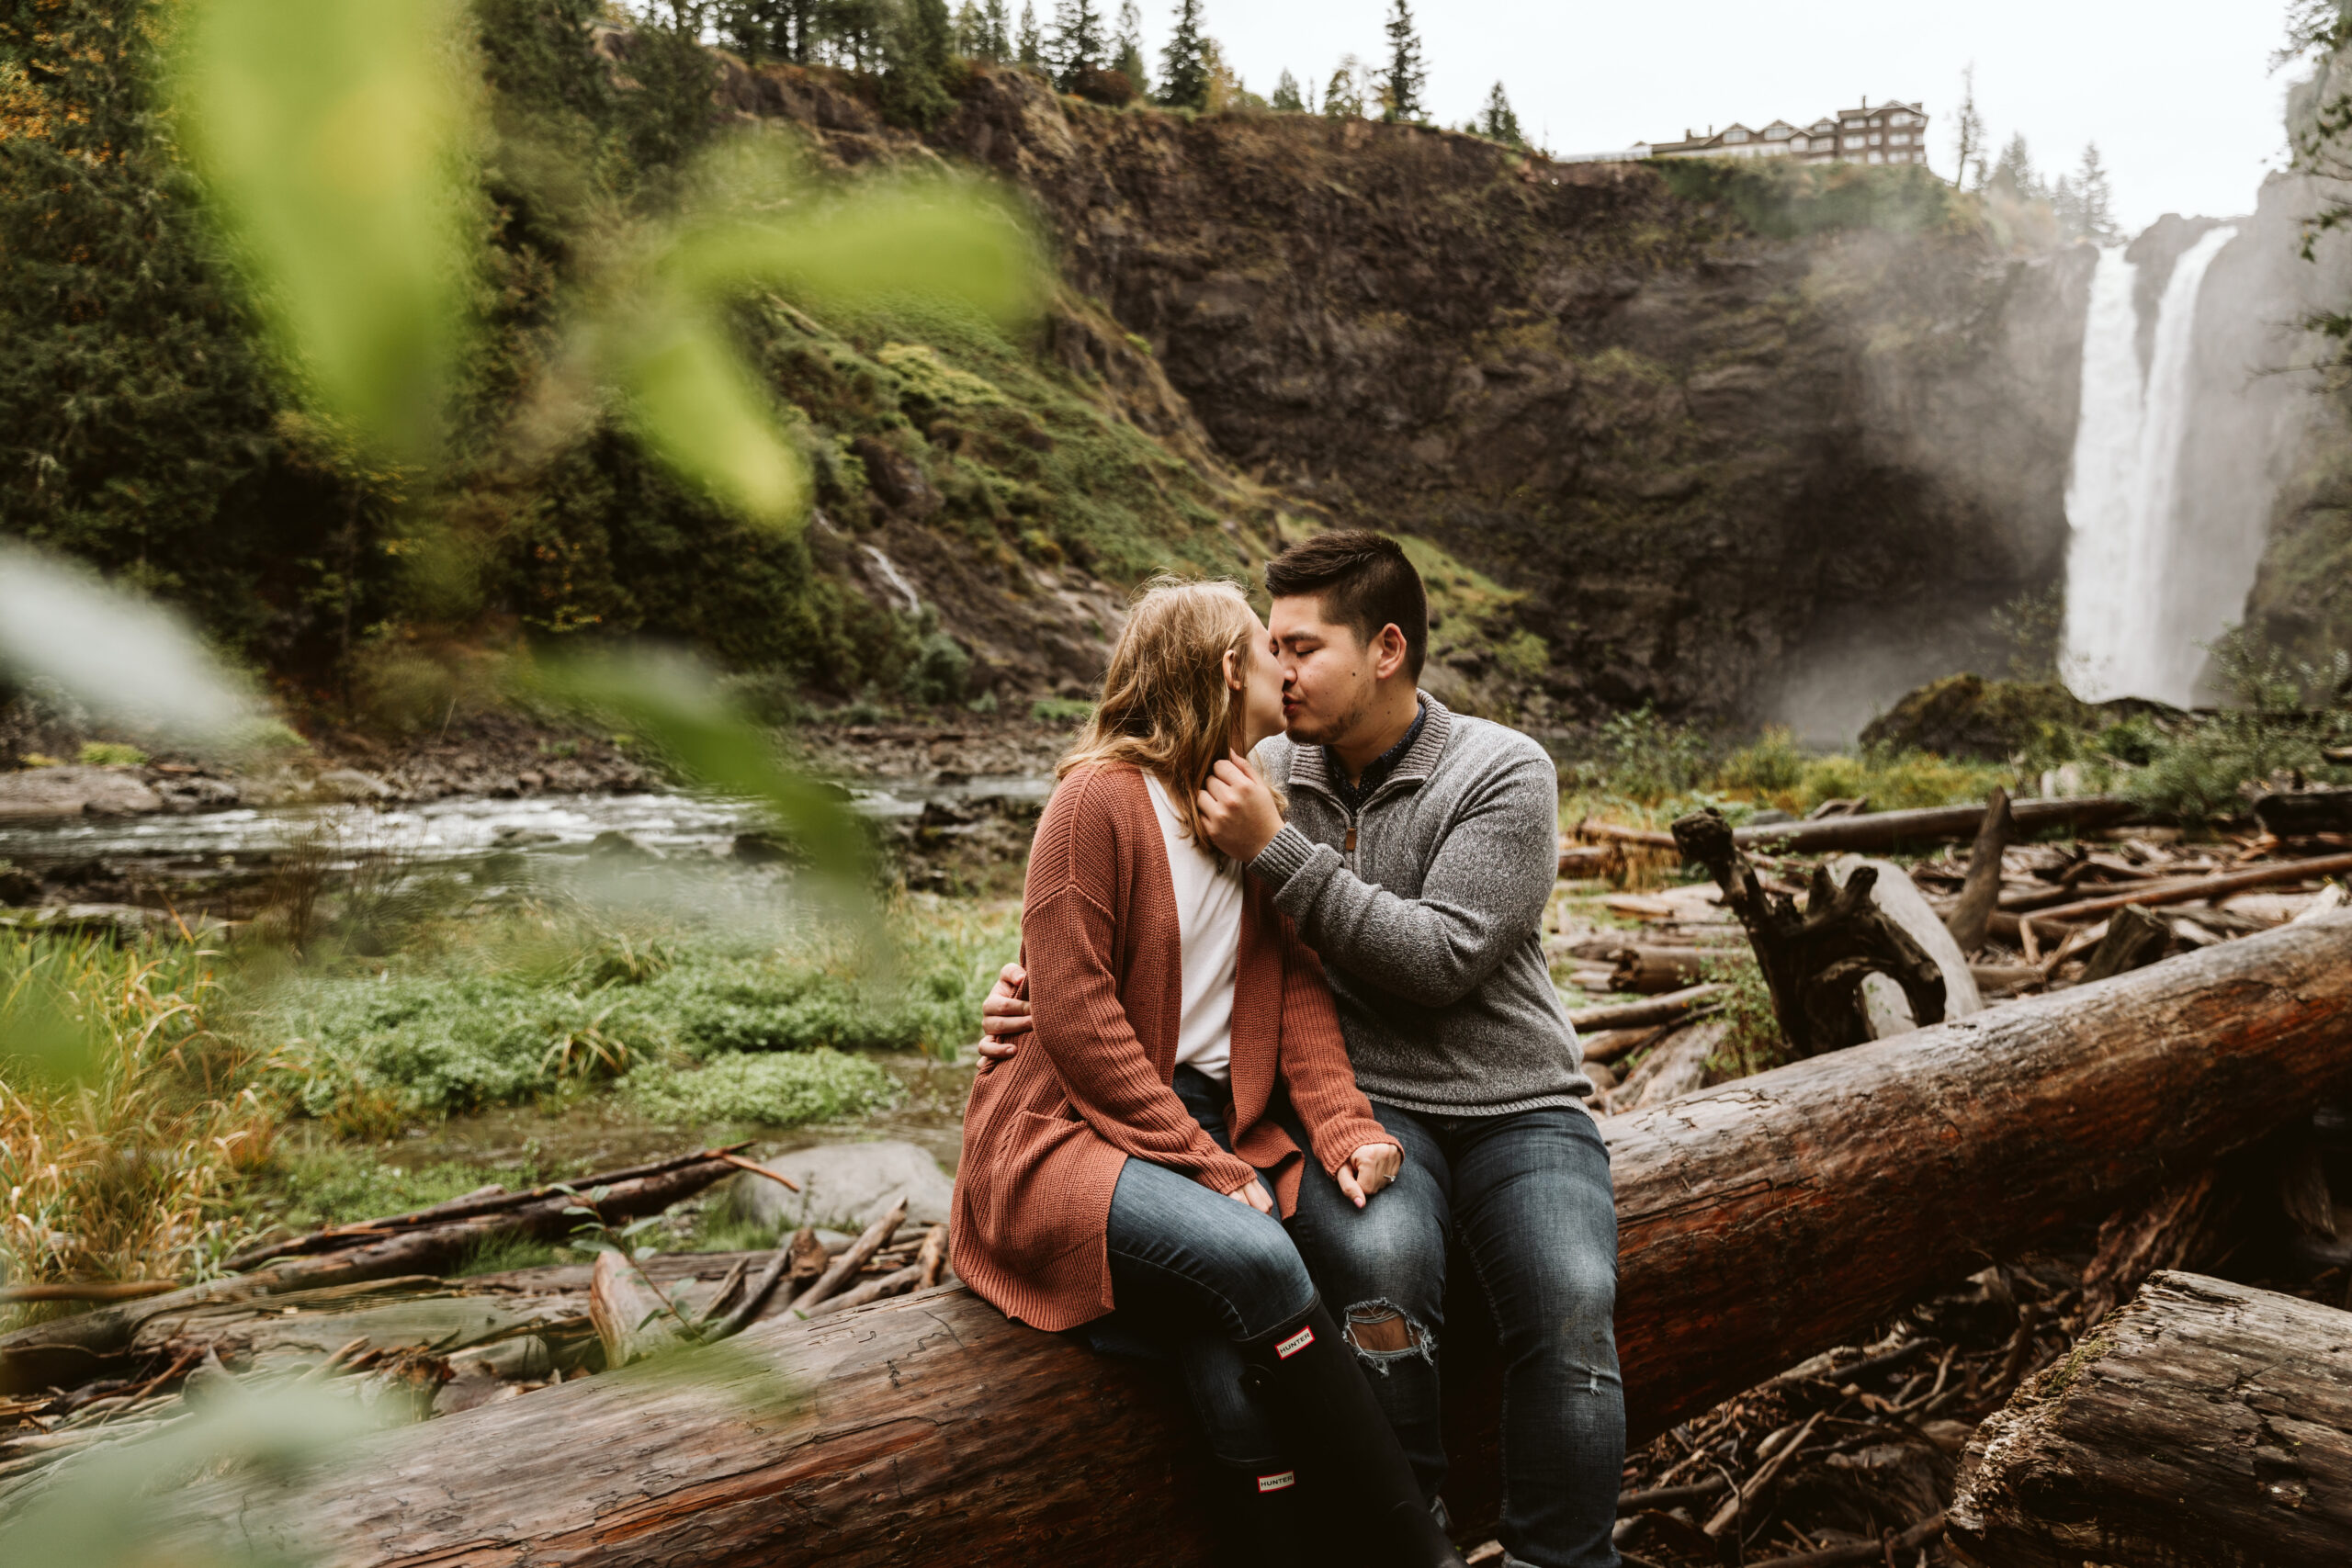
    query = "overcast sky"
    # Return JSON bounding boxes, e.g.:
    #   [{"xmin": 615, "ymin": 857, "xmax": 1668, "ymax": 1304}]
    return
[{"xmin": 1150, "ymin": 2, "xmax": 2302, "ymax": 237}]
